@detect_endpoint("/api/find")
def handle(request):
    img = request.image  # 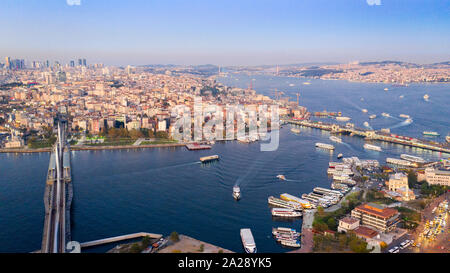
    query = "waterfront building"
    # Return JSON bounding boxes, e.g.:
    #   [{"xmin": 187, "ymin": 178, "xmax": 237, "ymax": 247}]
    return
[
  {"xmin": 424, "ymin": 167, "xmax": 450, "ymax": 186},
  {"xmin": 351, "ymin": 203, "xmax": 400, "ymax": 233},
  {"xmin": 337, "ymin": 217, "xmax": 360, "ymax": 233}
]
